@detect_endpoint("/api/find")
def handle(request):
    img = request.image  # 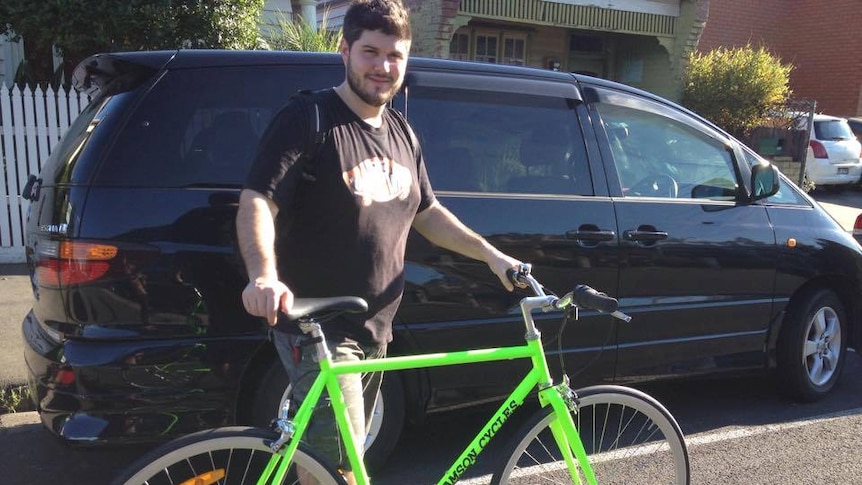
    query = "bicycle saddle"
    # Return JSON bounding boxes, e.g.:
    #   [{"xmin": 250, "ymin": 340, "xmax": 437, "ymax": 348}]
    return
[{"xmin": 286, "ymin": 296, "xmax": 369, "ymax": 321}]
